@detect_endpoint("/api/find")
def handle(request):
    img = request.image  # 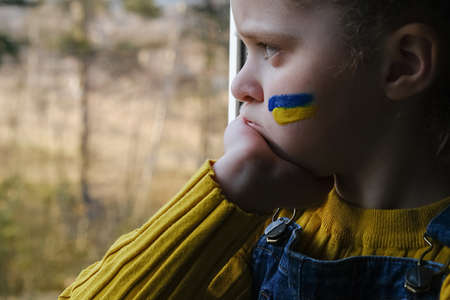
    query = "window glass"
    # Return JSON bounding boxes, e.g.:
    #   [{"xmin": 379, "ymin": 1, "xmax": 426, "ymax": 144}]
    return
[{"xmin": 0, "ymin": 0, "xmax": 228, "ymax": 296}]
